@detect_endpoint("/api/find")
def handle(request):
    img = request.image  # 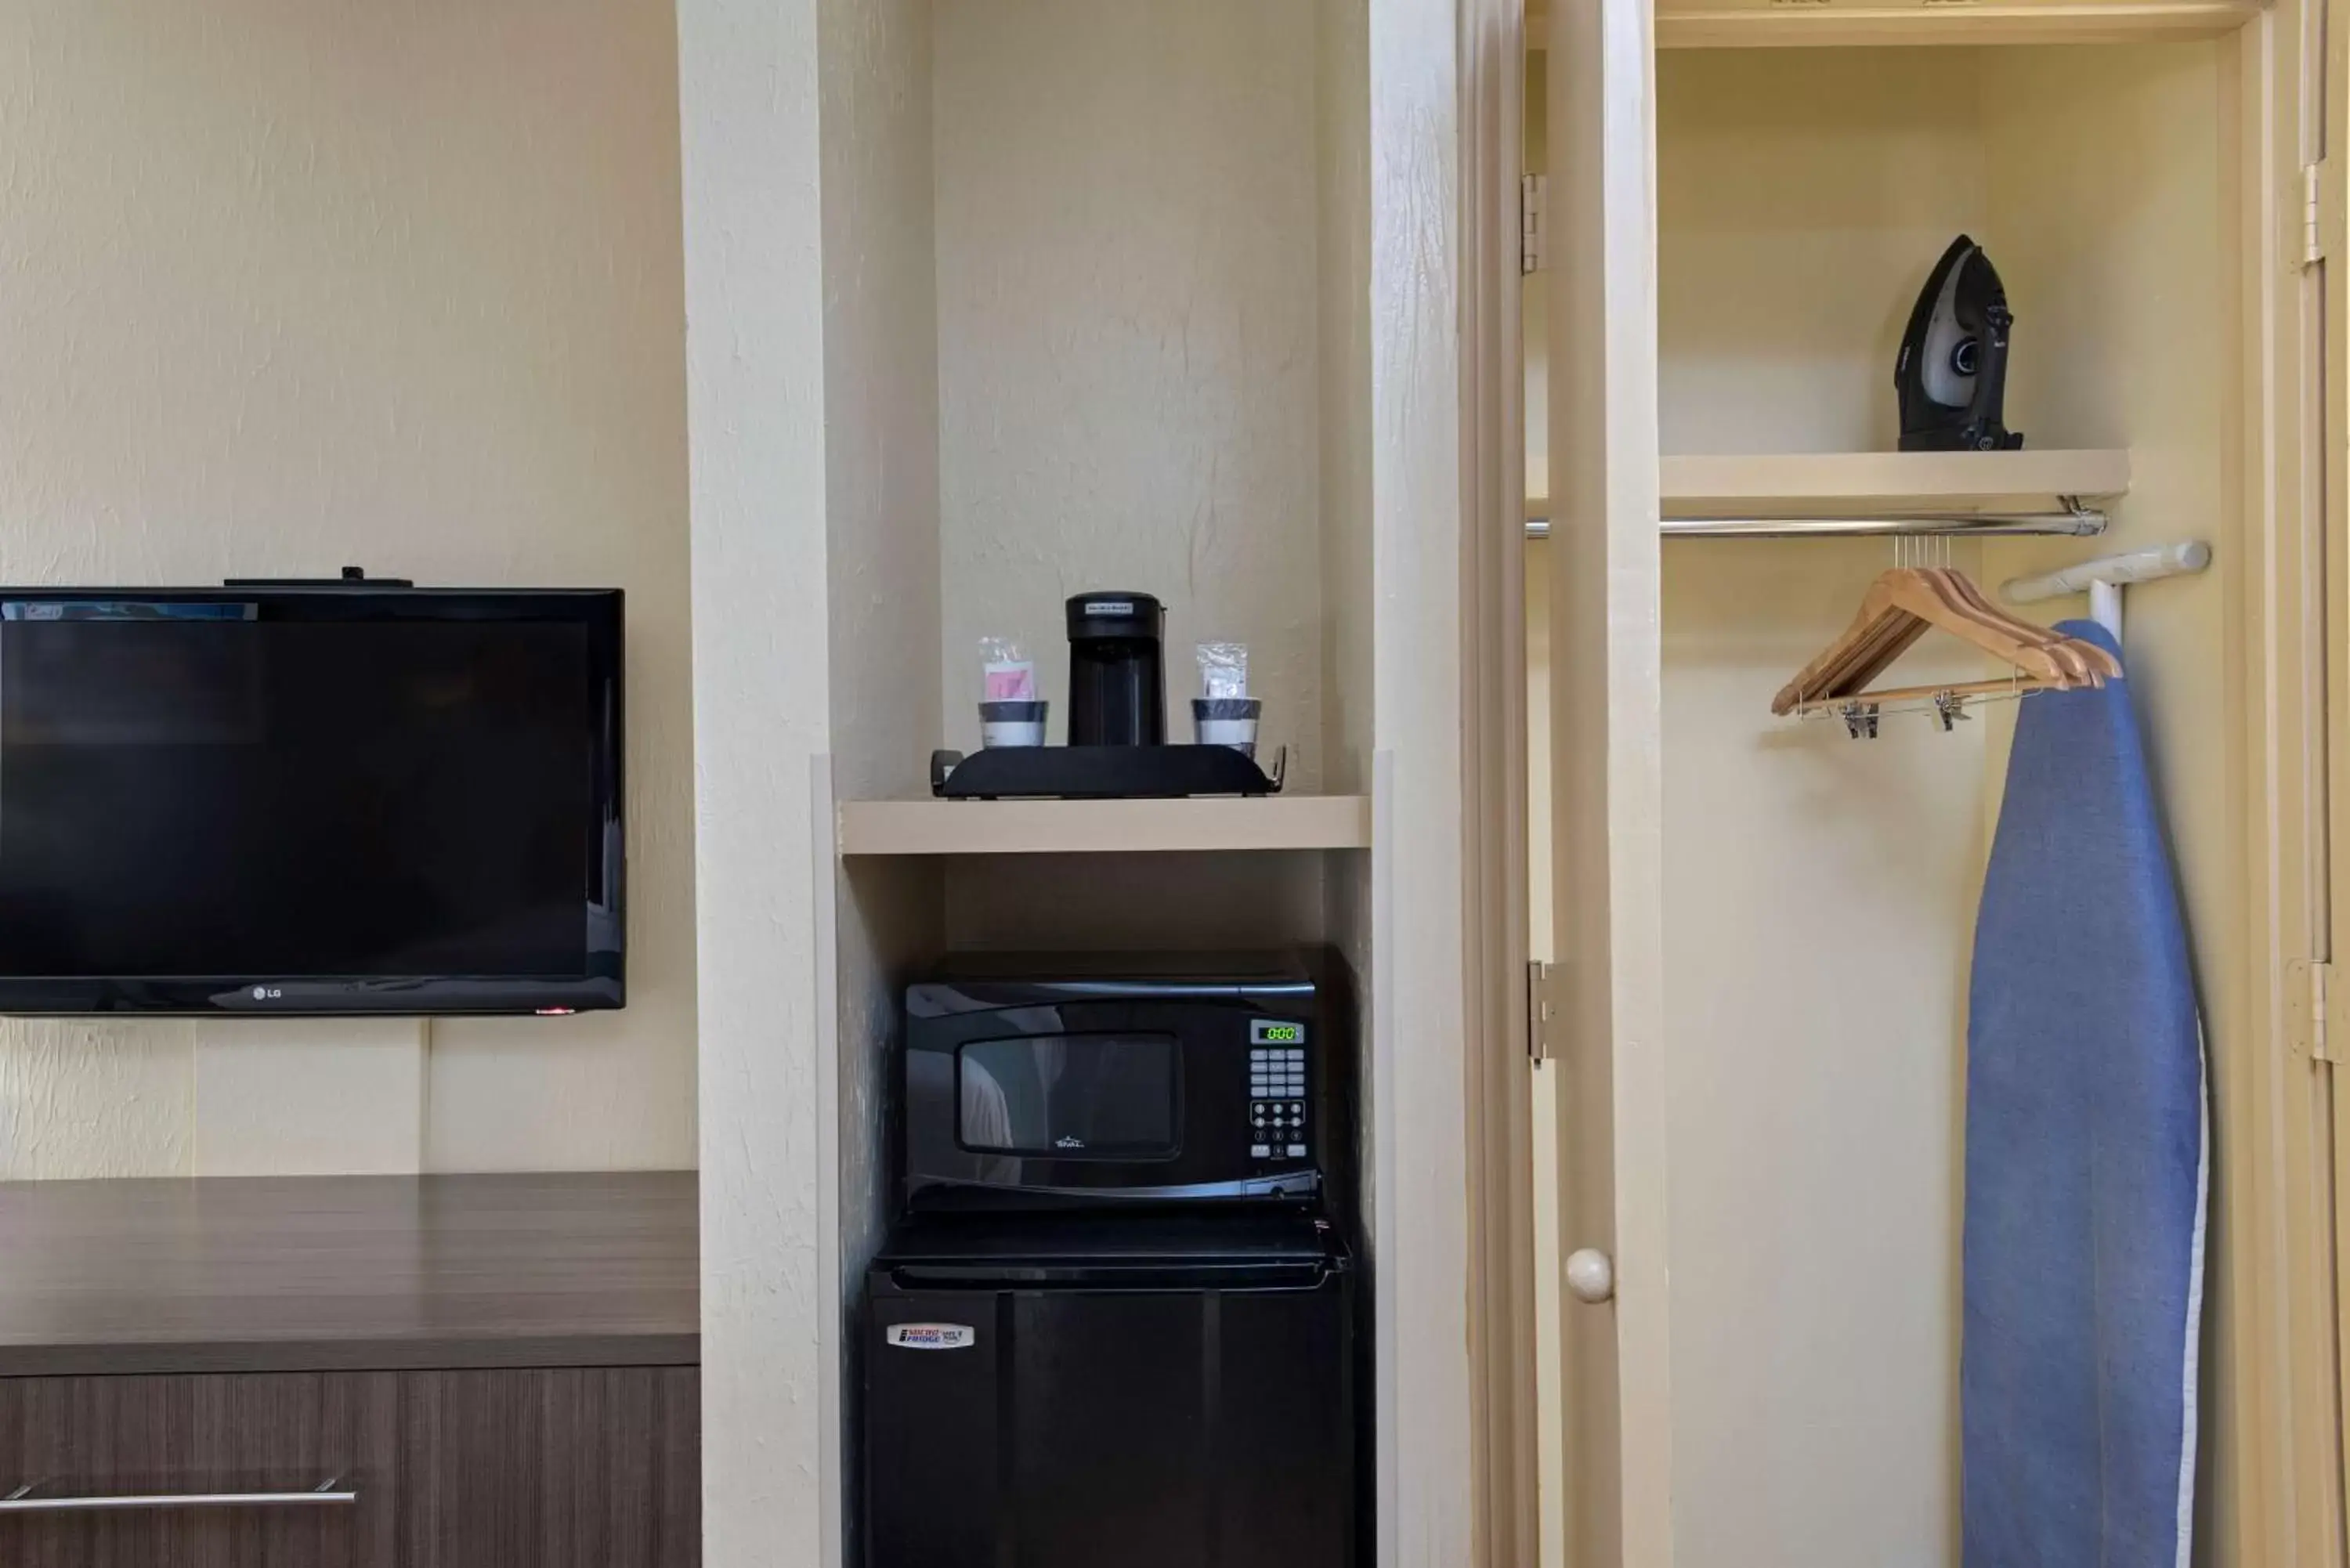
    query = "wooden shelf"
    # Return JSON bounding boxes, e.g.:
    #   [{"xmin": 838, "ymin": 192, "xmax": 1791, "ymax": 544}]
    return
[
  {"xmin": 1652, "ymin": 1, "xmax": 2254, "ymax": 49},
  {"xmin": 1531, "ymin": 0, "xmax": 2258, "ymax": 49},
  {"xmin": 1525, "ymin": 449, "xmax": 2131, "ymax": 533},
  {"xmin": 837, "ymin": 795, "xmax": 1373, "ymax": 857},
  {"xmin": 1661, "ymin": 449, "xmax": 2130, "ymax": 515}
]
